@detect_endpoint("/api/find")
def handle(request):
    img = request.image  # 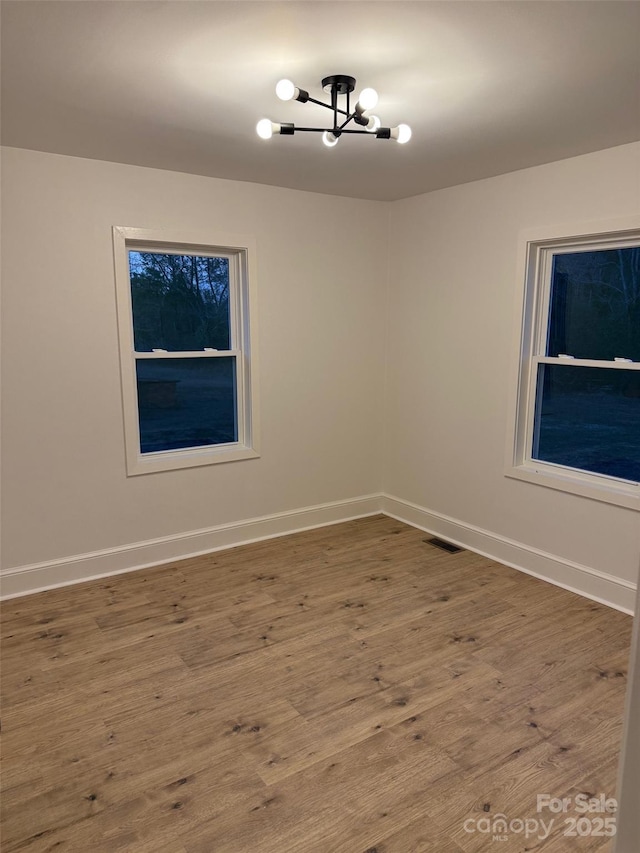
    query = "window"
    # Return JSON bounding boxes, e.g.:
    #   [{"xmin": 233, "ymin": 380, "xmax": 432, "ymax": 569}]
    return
[
  {"xmin": 508, "ymin": 219, "xmax": 639, "ymax": 510},
  {"xmin": 113, "ymin": 228, "xmax": 259, "ymax": 475}
]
